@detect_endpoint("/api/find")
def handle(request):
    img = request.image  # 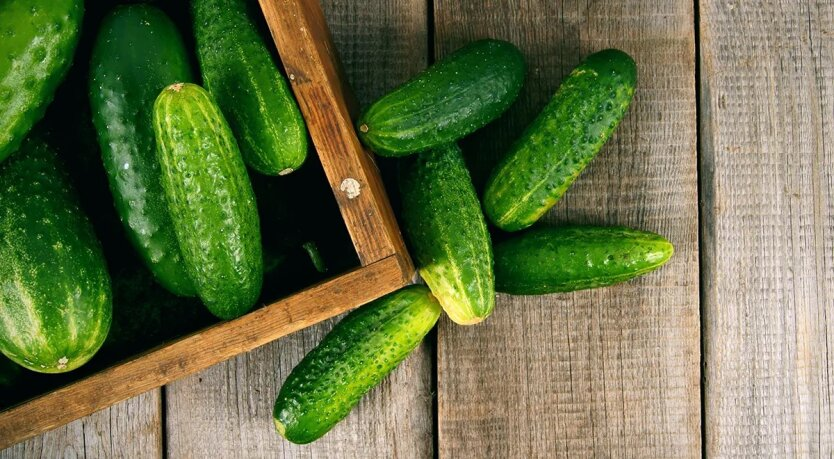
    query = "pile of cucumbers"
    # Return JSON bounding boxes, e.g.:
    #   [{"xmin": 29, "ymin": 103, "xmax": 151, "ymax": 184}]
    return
[
  {"xmin": 0, "ymin": 0, "xmax": 311, "ymax": 375},
  {"xmin": 0, "ymin": 0, "xmax": 674, "ymax": 446},
  {"xmin": 273, "ymin": 41, "xmax": 674, "ymax": 444}
]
